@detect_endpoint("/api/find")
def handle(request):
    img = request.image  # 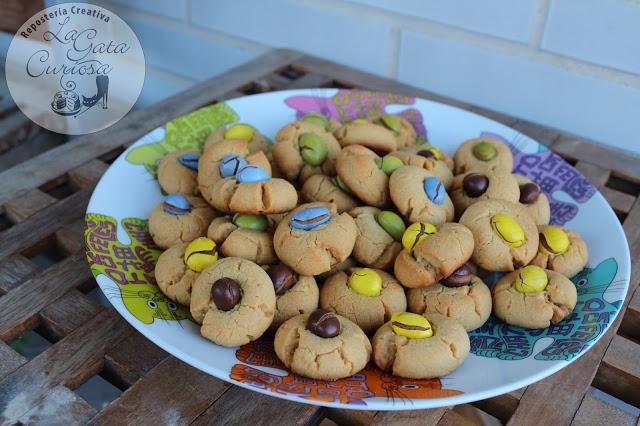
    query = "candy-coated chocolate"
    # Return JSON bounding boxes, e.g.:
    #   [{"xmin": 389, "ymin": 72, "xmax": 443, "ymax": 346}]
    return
[
  {"xmin": 402, "ymin": 222, "xmax": 438, "ymax": 252},
  {"xmin": 352, "ymin": 118, "xmax": 369, "ymax": 124},
  {"xmin": 219, "ymin": 154, "xmax": 247, "ymax": 178},
  {"xmin": 307, "ymin": 309, "xmax": 340, "ymax": 338},
  {"xmin": 514, "ymin": 265, "xmax": 548, "ymax": 293},
  {"xmin": 298, "ymin": 133, "xmax": 328, "ymax": 166},
  {"xmin": 472, "ymin": 142, "xmax": 497, "ymax": 161},
  {"xmin": 348, "ymin": 268, "xmax": 382, "ymax": 297},
  {"xmin": 302, "ymin": 112, "xmax": 329, "ymax": 130},
  {"xmin": 178, "ymin": 152, "xmax": 199, "ymax": 170},
  {"xmin": 211, "ymin": 277, "xmax": 242, "ymax": 311},
  {"xmin": 376, "ymin": 155, "xmax": 403, "ymax": 175},
  {"xmin": 162, "ymin": 194, "xmax": 191, "ymax": 216},
  {"xmin": 491, "ymin": 214, "xmax": 525, "ymax": 248},
  {"xmin": 519, "ymin": 183, "xmax": 541, "ymax": 204},
  {"xmin": 224, "ymin": 123, "xmax": 254, "ymax": 141},
  {"xmin": 390, "ymin": 312, "xmax": 433, "ymax": 339},
  {"xmin": 236, "ymin": 165, "xmax": 269, "ymax": 183},
  {"xmin": 233, "ymin": 214, "xmax": 268, "ymax": 231},
  {"xmin": 539, "ymin": 226, "xmax": 570, "ymax": 255},
  {"xmin": 267, "ymin": 264, "xmax": 297, "ymax": 295},
  {"xmin": 463, "ymin": 173, "xmax": 489, "ymax": 198},
  {"xmin": 184, "ymin": 237, "xmax": 218, "ymax": 272},
  {"xmin": 423, "ymin": 176, "xmax": 446, "ymax": 205},
  {"xmin": 380, "ymin": 114, "xmax": 401, "ymax": 134},
  {"xmin": 442, "ymin": 265, "xmax": 472, "ymax": 287},
  {"xmin": 332, "ymin": 175, "xmax": 353, "ymax": 195},
  {"xmin": 290, "ymin": 206, "xmax": 331, "ymax": 231},
  {"xmin": 376, "ymin": 210, "xmax": 406, "ymax": 242}
]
